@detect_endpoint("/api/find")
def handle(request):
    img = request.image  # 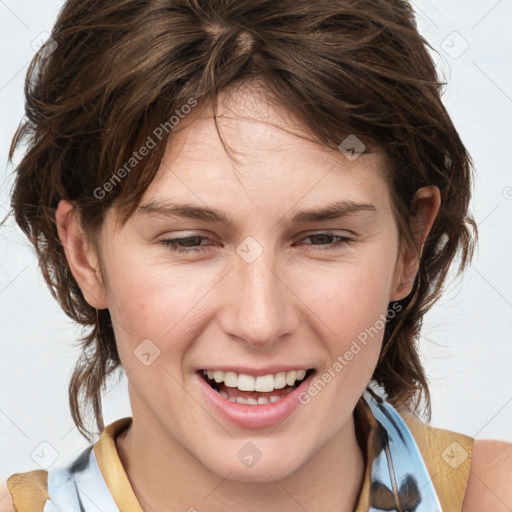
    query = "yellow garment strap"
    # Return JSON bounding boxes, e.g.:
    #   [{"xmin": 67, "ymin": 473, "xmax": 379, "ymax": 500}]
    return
[
  {"xmin": 93, "ymin": 417, "xmax": 144, "ymax": 512},
  {"xmin": 400, "ymin": 410, "xmax": 474, "ymax": 512},
  {"xmin": 6, "ymin": 470, "xmax": 48, "ymax": 512}
]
